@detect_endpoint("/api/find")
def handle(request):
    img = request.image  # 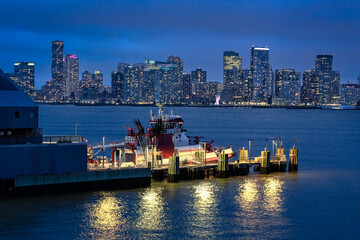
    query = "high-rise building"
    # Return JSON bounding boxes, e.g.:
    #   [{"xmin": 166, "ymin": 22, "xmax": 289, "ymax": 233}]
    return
[
  {"xmin": 191, "ymin": 68, "xmax": 206, "ymax": 98},
  {"xmin": 301, "ymin": 69, "xmax": 318, "ymax": 105},
  {"xmin": 182, "ymin": 72, "xmax": 191, "ymax": 99},
  {"xmin": 124, "ymin": 65, "xmax": 142, "ymax": 103},
  {"xmin": 250, "ymin": 46, "xmax": 270, "ymax": 102},
  {"xmin": 315, "ymin": 54, "xmax": 333, "ymax": 71},
  {"xmin": 275, "ymin": 69, "xmax": 301, "ymax": 105},
  {"xmin": 111, "ymin": 71, "xmax": 124, "ymax": 100},
  {"xmin": 6, "ymin": 62, "xmax": 35, "ymax": 95},
  {"xmin": 51, "ymin": 41, "xmax": 64, "ymax": 81},
  {"xmin": 301, "ymin": 54, "xmax": 340, "ymax": 105},
  {"xmin": 167, "ymin": 56, "xmax": 184, "ymax": 72},
  {"xmin": 223, "ymin": 51, "xmax": 242, "ymax": 89},
  {"xmin": 357, "ymin": 75, "xmax": 360, "ymax": 85},
  {"xmin": 63, "ymin": 54, "xmax": 79, "ymax": 97},
  {"xmin": 340, "ymin": 84, "xmax": 360, "ymax": 105},
  {"xmin": 117, "ymin": 63, "xmax": 129, "ymax": 73}
]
